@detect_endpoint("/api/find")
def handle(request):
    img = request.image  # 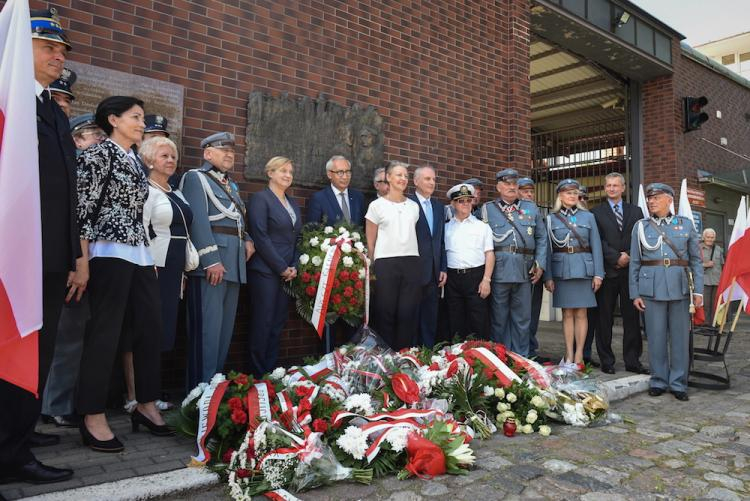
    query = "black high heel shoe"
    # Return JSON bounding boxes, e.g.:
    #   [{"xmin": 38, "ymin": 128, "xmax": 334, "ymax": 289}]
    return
[
  {"xmin": 131, "ymin": 408, "xmax": 174, "ymax": 437},
  {"xmin": 79, "ymin": 422, "xmax": 124, "ymax": 453}
]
